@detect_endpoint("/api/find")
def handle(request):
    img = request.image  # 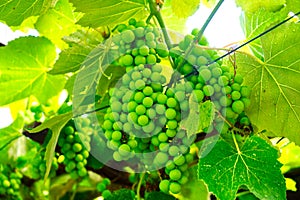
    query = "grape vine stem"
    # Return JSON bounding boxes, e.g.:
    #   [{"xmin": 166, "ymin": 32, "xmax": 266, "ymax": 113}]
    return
[
  {"xmin": 137, "ymin": 172, "xmax": 146, "ymax": 200},
  {"xmin": 168, "ymin": 0, "xmax": 225, "ymax": 86}
]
